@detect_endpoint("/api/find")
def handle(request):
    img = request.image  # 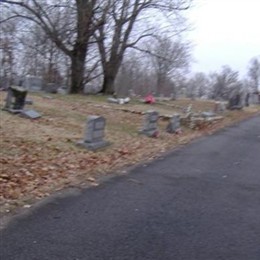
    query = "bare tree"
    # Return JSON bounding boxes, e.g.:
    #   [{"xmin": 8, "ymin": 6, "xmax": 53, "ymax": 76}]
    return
[
  {"xmin": 186, "ymin": 72, "xmax": 209, "ymax": 99},
  {"xmin": 210, "ymin": 66, "xmax": 241, "ymax": 100},
  {"xmin": 0, "ymin": 13, "xmax": 17, "ymax": 88},
  {"xmin": 18, "ymin": 24, "xmax": 66, "ymax": 86},
  {"xmin": 115, "ymin": 50, "xmax": 156, "ymax": 96},
  {"xmin": 247, "ymin": 56, "xmax": 260, "ymax": 92},
  {"xmin": 148, "ymin": 35, "xmax": 191, "ymax": 96},
  {"xmin": 0, "ymin": 0, "xmax": 106, "ymax": 93},
  {"xmin": 95, "ymin": 0, "xmax": 192, "ymax": 95}
]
